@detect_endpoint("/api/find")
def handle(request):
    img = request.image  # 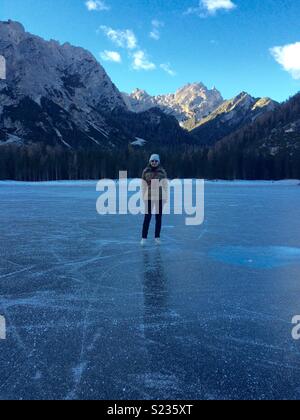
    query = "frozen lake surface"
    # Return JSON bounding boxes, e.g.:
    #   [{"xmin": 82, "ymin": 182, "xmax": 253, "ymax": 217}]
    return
[{"xmin": 1, "ymin": 181, "xmax": 300, "ymax": 400}]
